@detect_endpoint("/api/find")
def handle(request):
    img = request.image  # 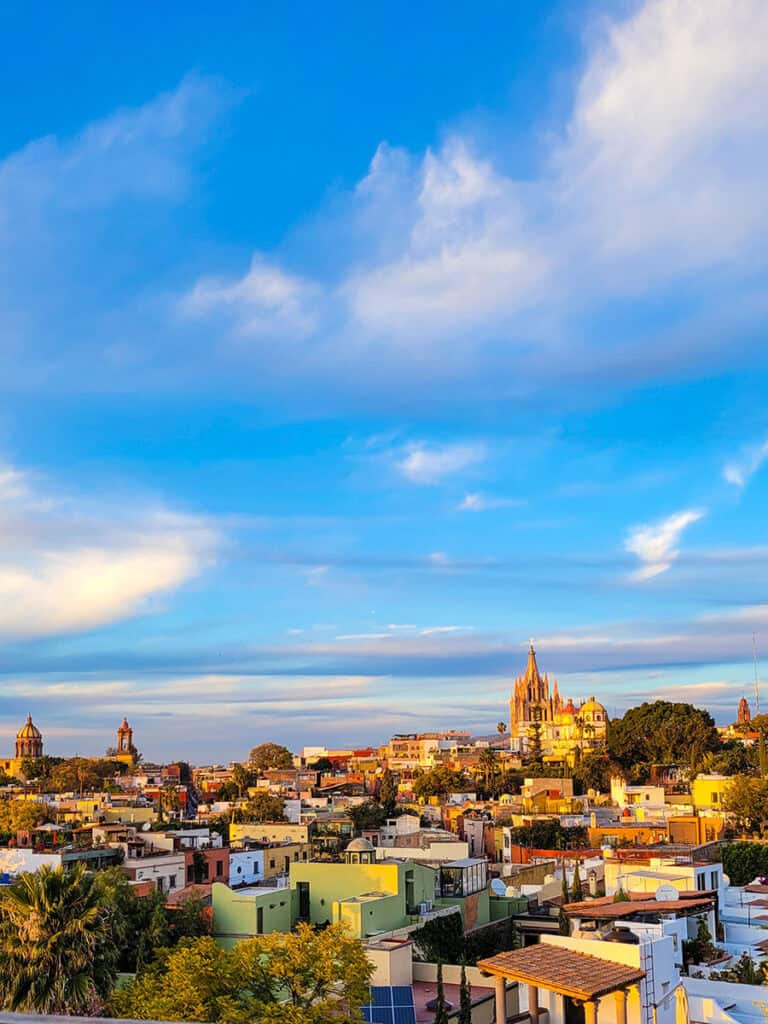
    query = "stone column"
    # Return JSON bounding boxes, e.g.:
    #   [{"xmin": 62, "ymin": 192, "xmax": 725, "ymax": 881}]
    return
[
  {"xmin": 528, "ymin": 983, "xmax": 539, "ymax": 1024},
  {"xmin": 494, "ymin": 976, "xmax": 506, "ymax": 1024},
  {"xmin": 584, "ymin": 999, "xmax": 598, "ymax": 1024},
  {"xmin": 614, "ymin": 989, "xmax": 627, "ymax": 1024}
]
